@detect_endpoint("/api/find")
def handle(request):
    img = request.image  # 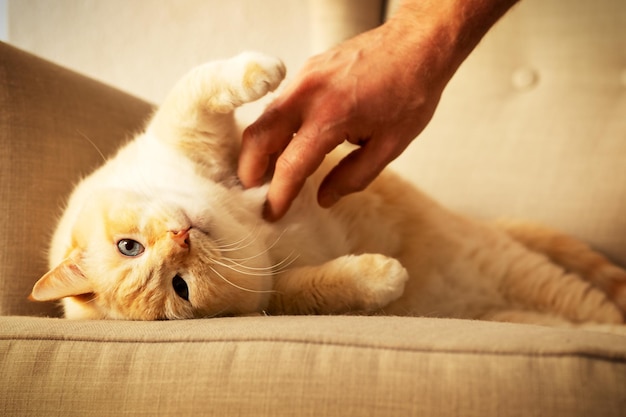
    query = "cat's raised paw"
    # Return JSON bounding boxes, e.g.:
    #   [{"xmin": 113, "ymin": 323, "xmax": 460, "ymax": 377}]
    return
[
  {"xmin": 171, "ymin": 52, "xmax": 286, "ymax": 115},
  {"xmin": 236, "ymin": 52, "xmax": 286, "ymax": 101}
]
